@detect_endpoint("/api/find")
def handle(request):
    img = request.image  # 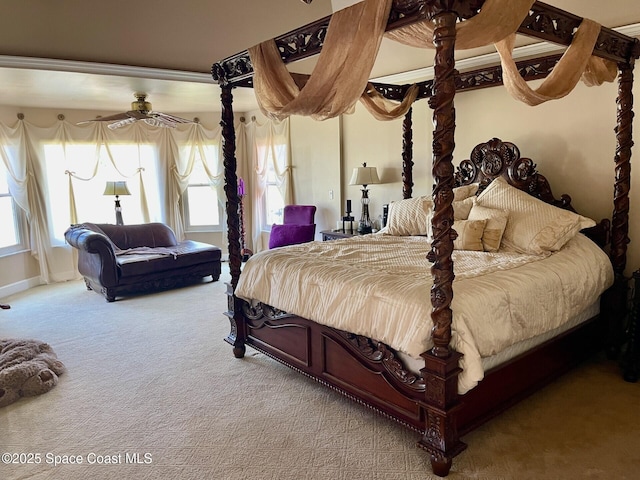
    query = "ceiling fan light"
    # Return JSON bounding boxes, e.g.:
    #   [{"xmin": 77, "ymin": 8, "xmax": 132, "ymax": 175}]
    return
[
  {"xmin": 78, "ymin": 93, "xmax": 194, "ymax": 128},
  {"xmin": 131, "ymin": 94, "xmax": 152, "ymax": 113}
]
